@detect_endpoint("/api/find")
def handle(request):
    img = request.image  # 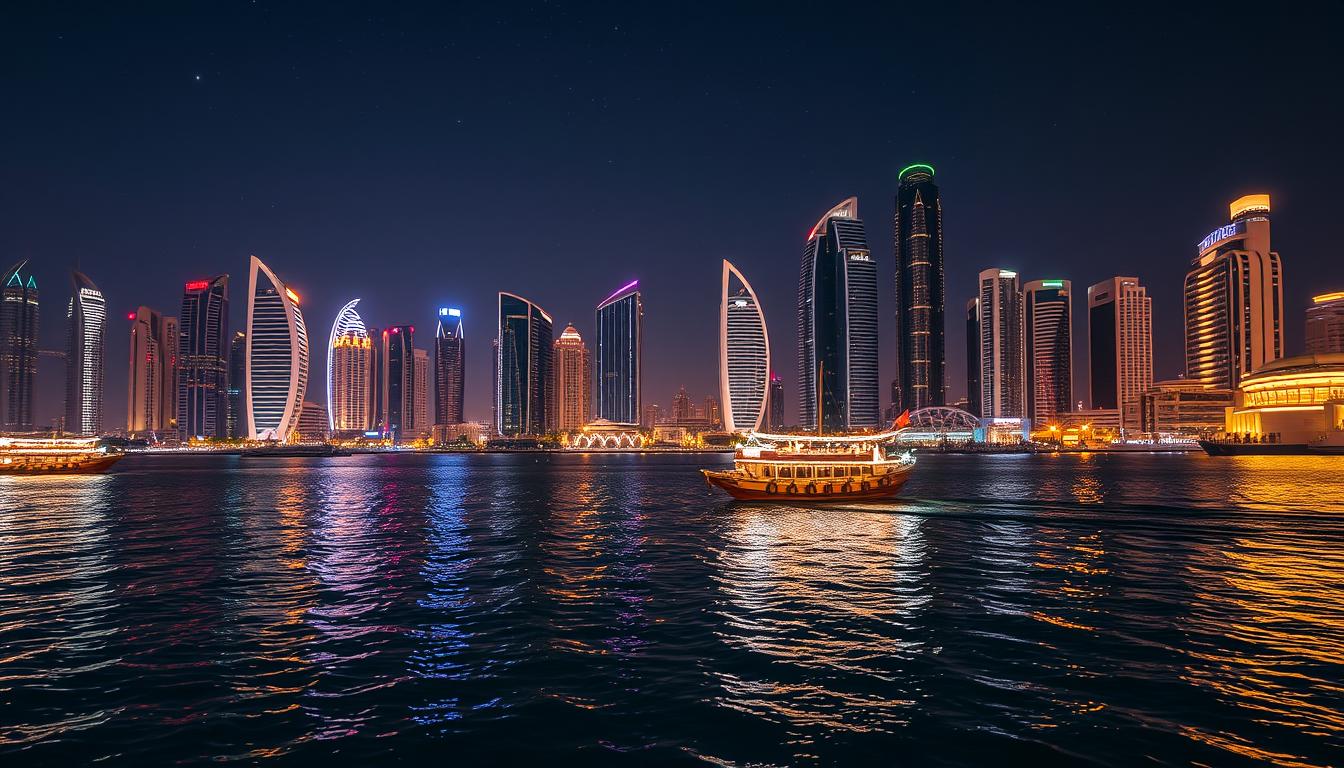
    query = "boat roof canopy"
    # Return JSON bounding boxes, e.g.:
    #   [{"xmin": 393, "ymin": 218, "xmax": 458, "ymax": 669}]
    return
[{"xmin": 746, "ymin": 430, "xmax": 904, "ymax": 444}]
